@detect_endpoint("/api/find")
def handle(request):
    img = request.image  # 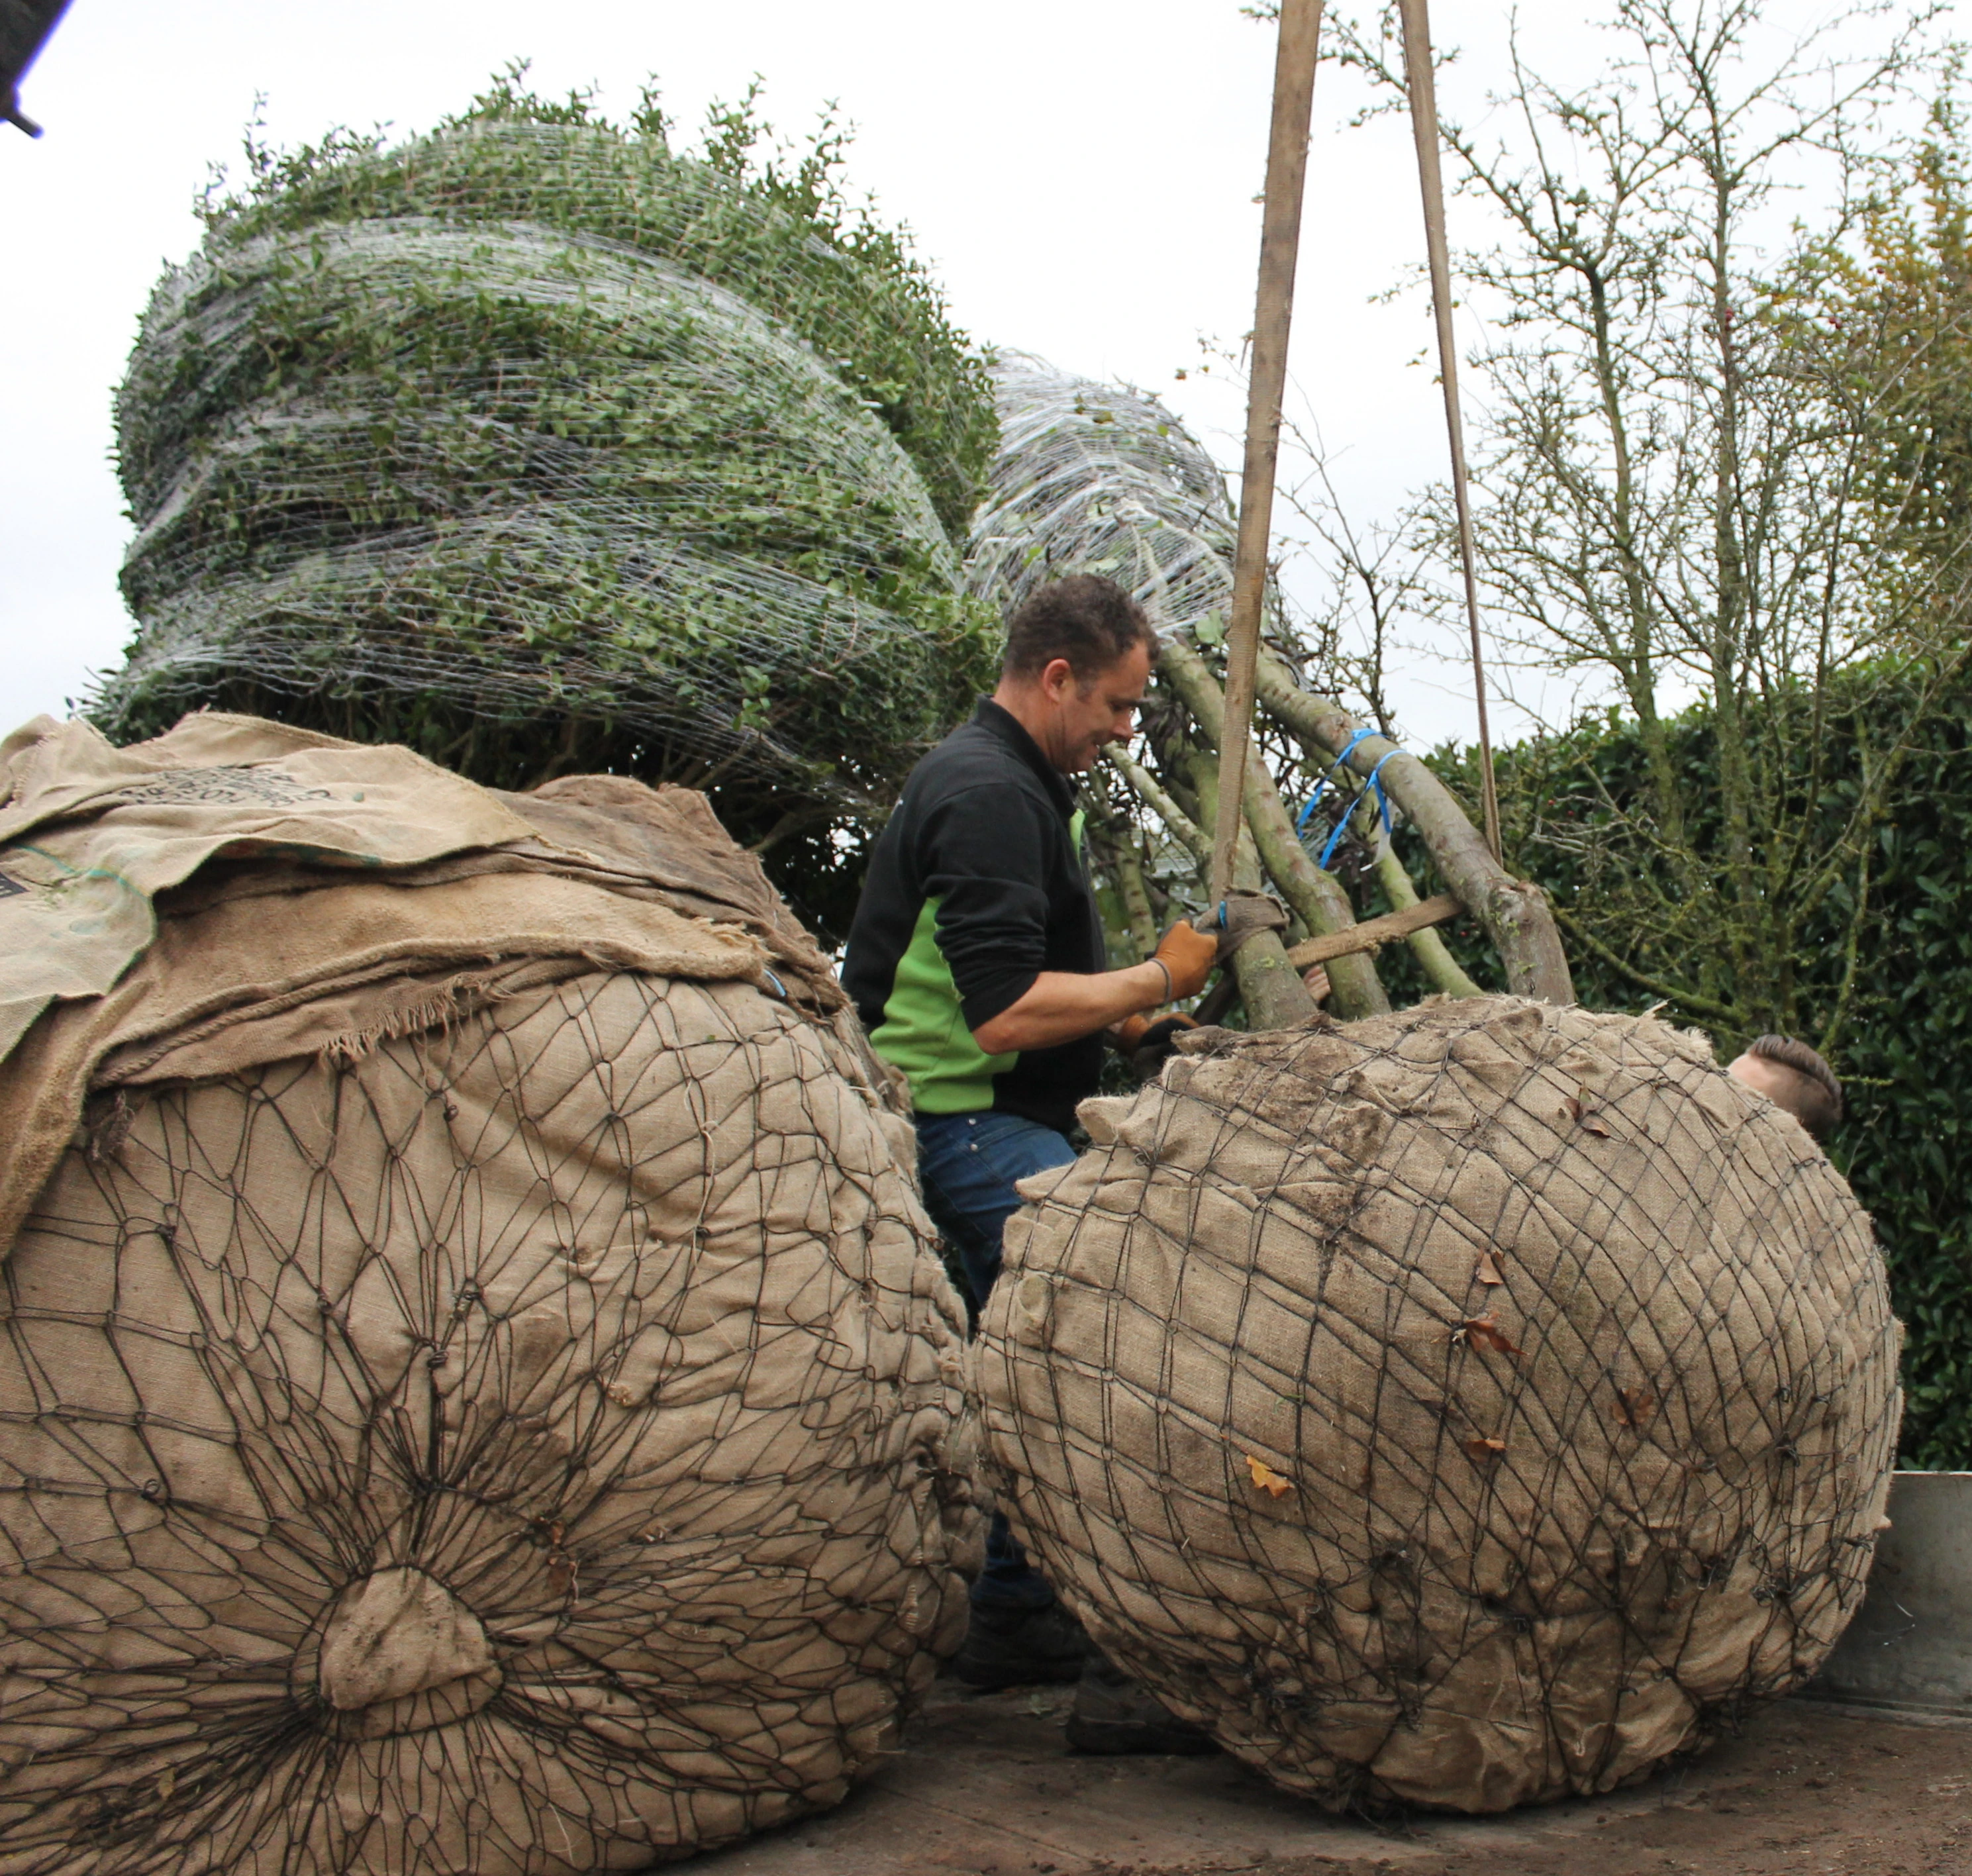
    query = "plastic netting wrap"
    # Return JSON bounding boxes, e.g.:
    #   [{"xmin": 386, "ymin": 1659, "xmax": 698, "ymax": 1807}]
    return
[
  {"xmin": 0, "ymin": 718, "xmax": 979, "ymax": 1873},
  {"xmin": 203, "ymin": 113, "xmax": 993, "ymax": 541},
  {"xmin": 965, "ymin": 352, "xmax": 1239, "ymax": 639},
  {"xmin": 99, "ymin": 220, "xmax": 979, "ymax": 807},
  {"xmin": 978, "ymin": 998, "xmax": 1900, "ymax": 1814}
]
